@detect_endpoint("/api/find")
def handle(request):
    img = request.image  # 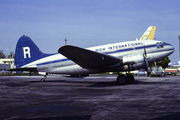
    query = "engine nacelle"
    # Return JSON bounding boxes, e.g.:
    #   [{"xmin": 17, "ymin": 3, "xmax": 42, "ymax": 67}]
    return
[
  {"xmin": 123, "ymin": 54, "xmax": 144, "ymax": 65},
  {"xmin": 122, "ymin": 54, "xmax": 147, "ymax": 71}
]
